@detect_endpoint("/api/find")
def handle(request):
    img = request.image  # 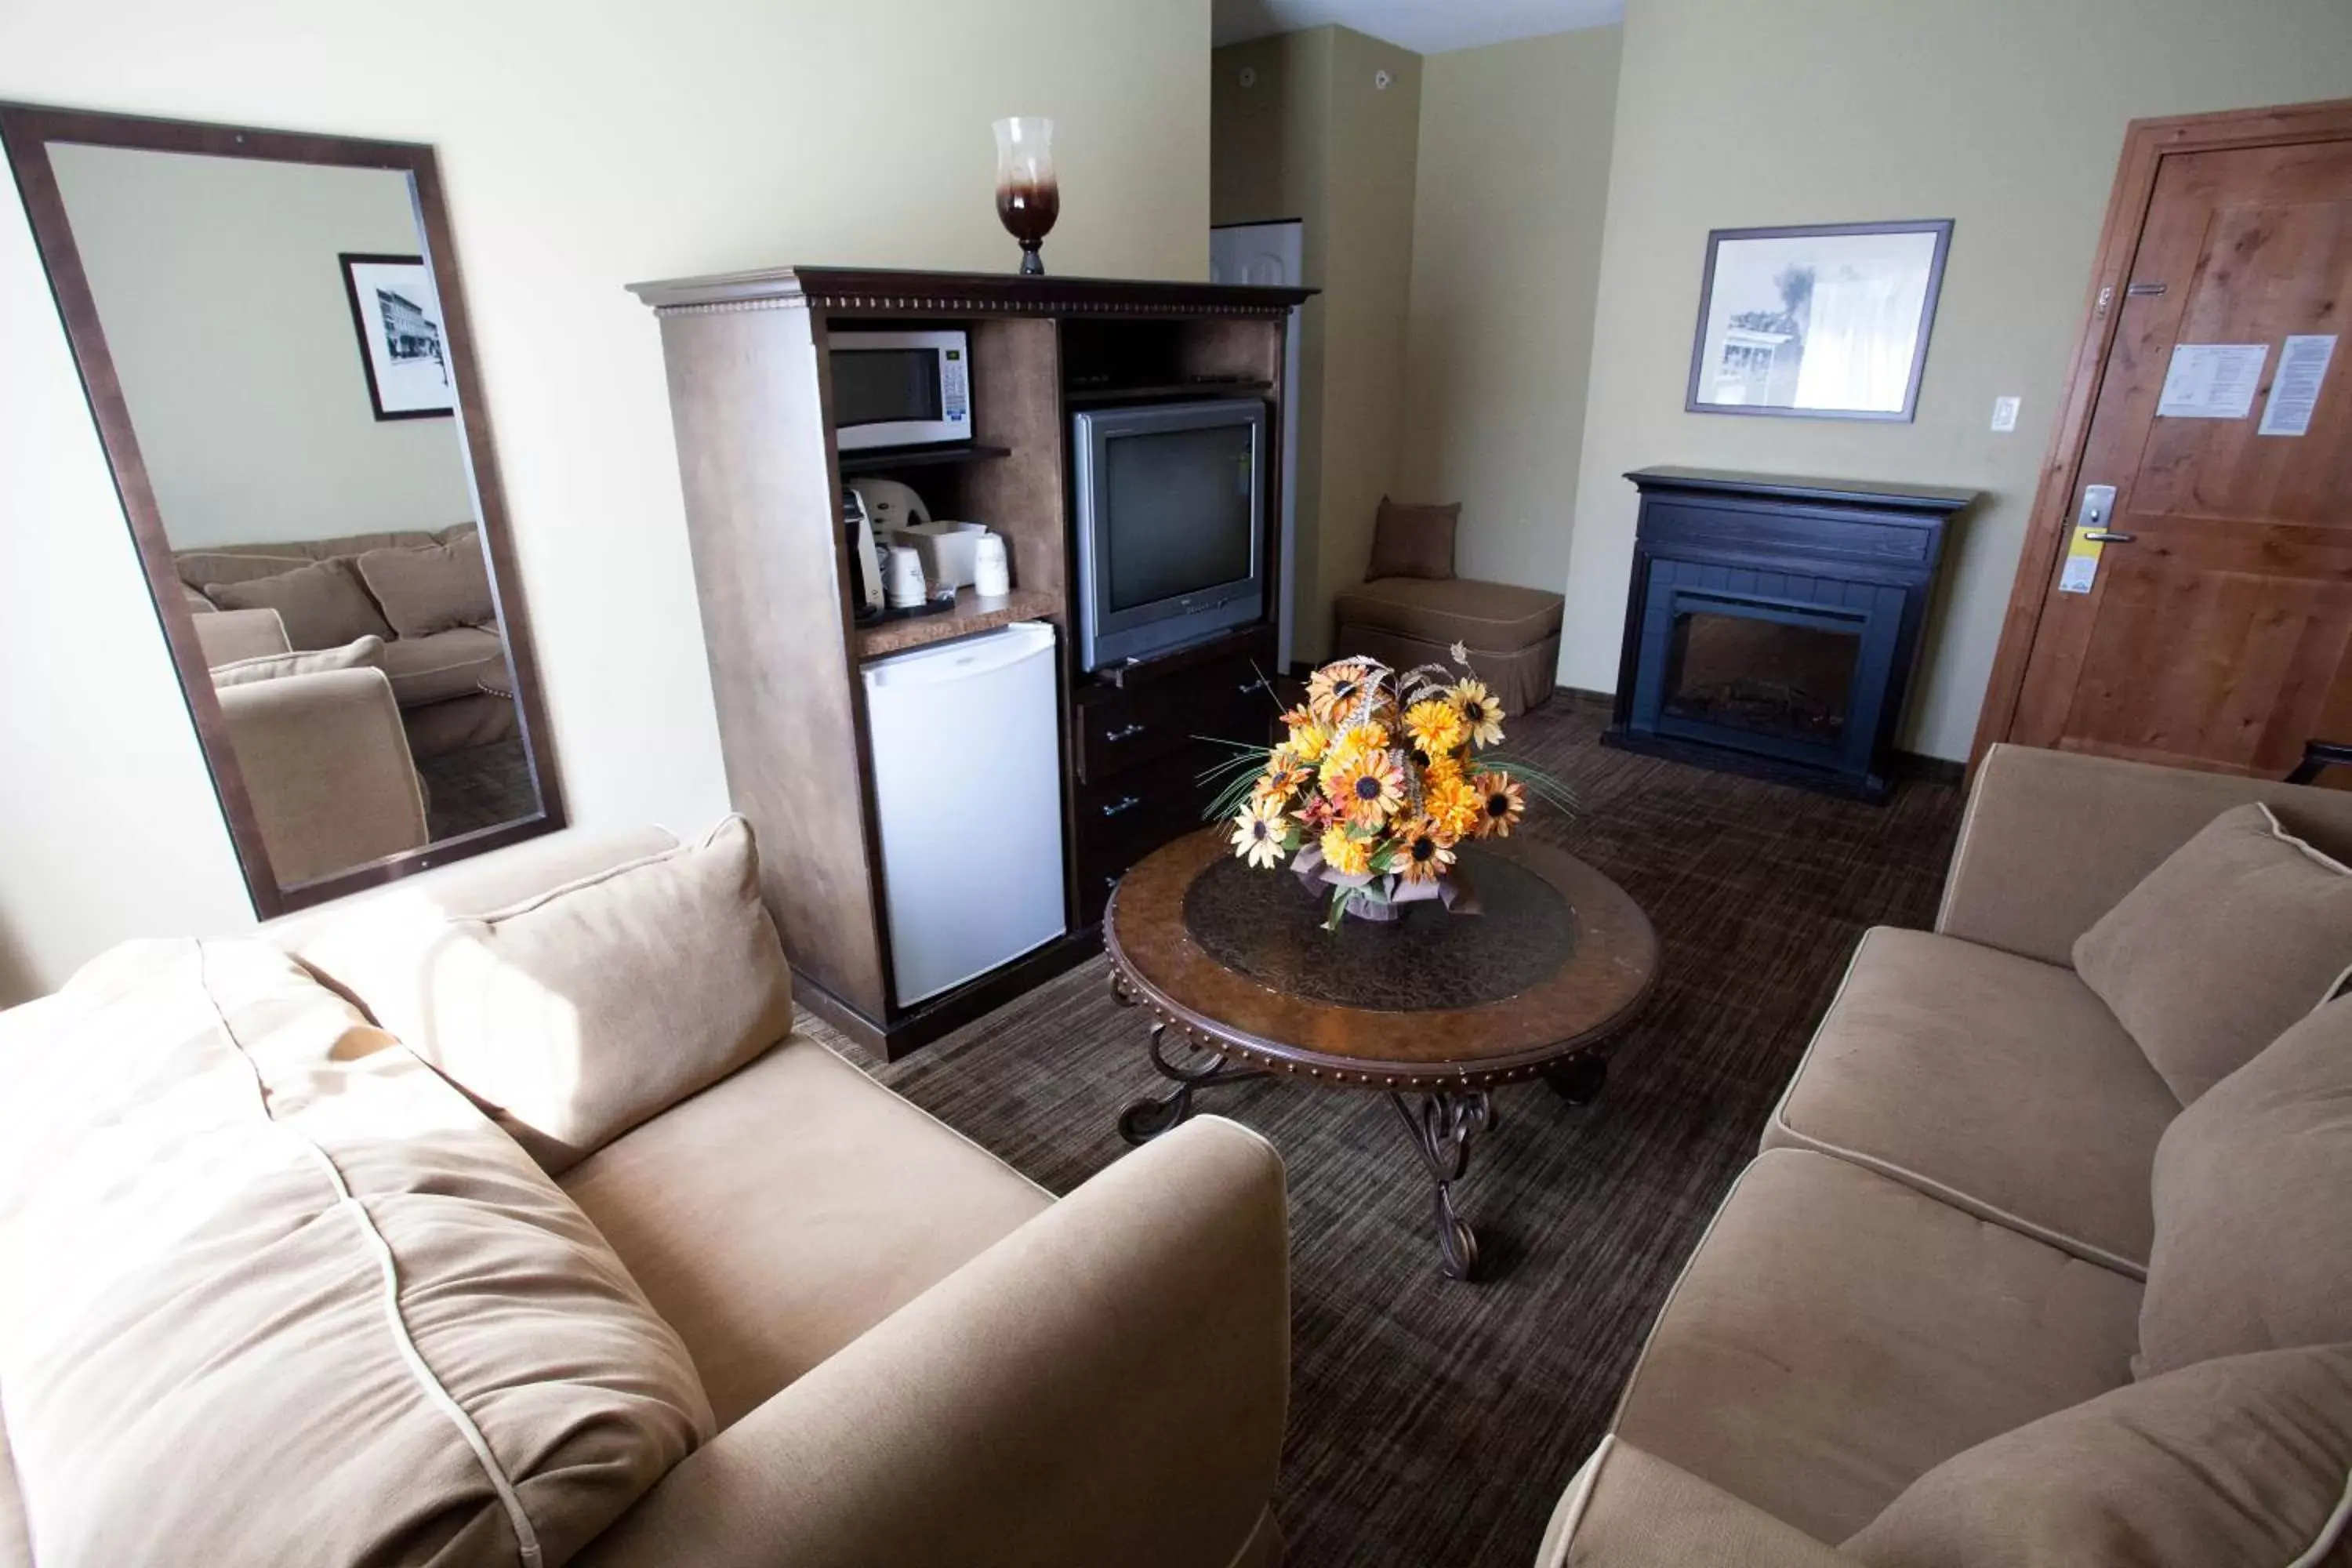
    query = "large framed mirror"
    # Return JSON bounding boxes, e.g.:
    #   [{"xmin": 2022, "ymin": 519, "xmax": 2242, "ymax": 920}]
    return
[{"xmin": 1, "ymin": 105, "xmax": 564, "ymax": 916}]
